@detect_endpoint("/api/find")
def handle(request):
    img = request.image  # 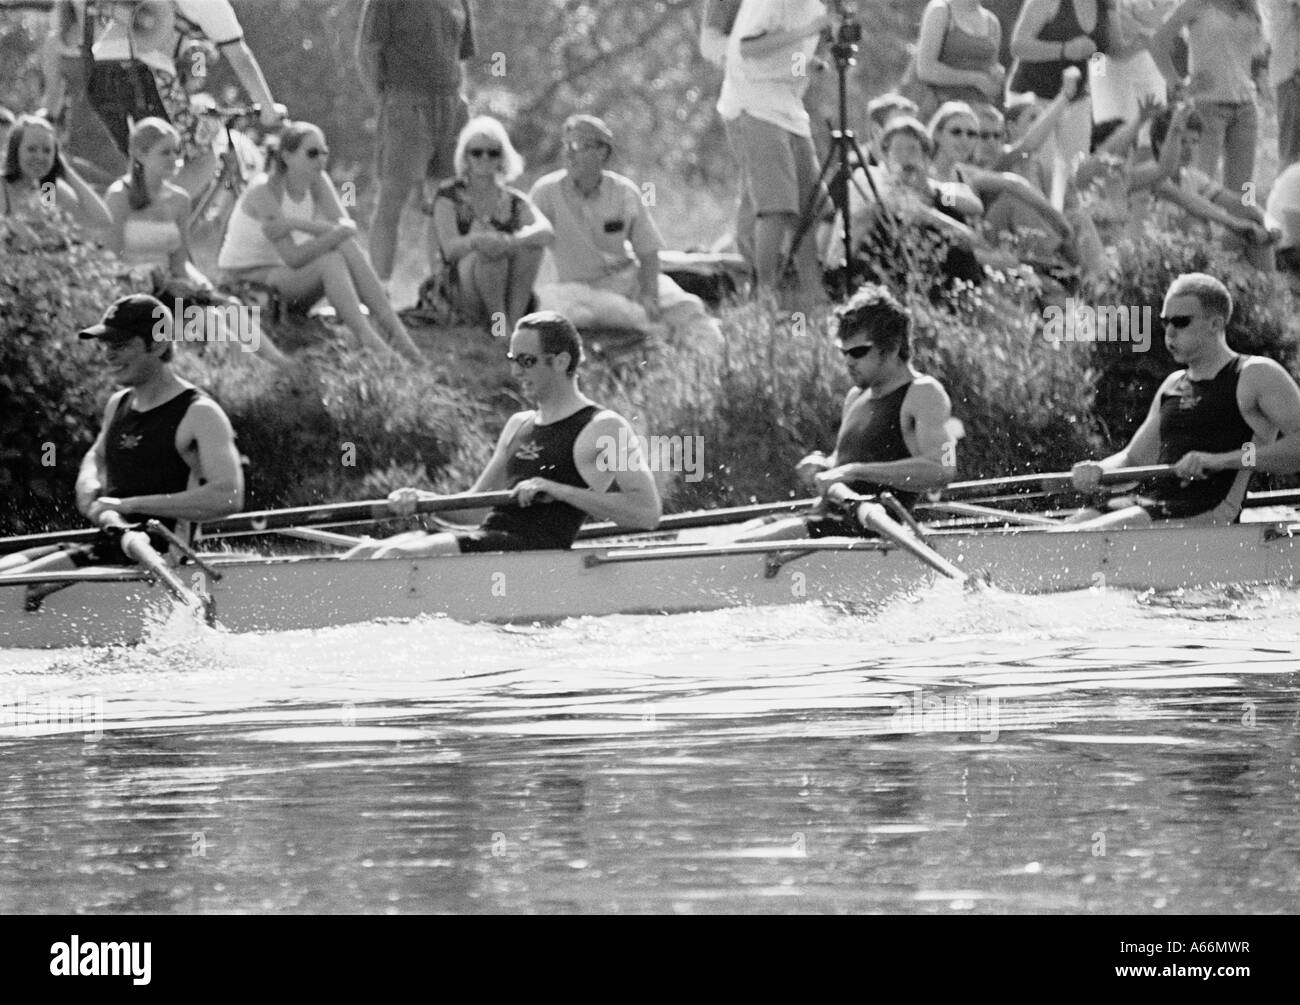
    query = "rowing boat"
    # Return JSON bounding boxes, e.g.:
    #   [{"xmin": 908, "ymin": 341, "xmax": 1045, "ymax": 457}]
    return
[{"xmin": 5, "ymin": 511, "xmax": 1300, "ymax": 649}]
